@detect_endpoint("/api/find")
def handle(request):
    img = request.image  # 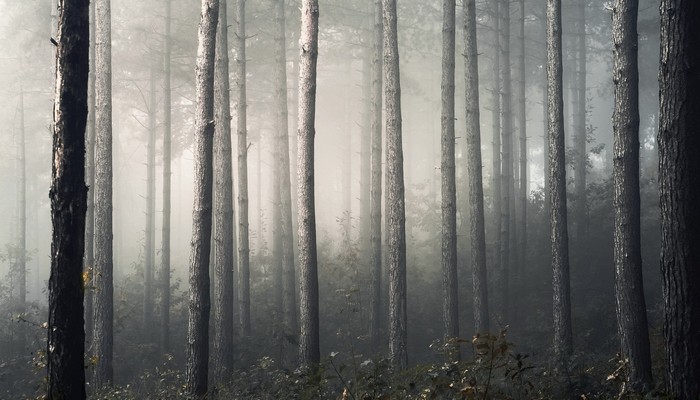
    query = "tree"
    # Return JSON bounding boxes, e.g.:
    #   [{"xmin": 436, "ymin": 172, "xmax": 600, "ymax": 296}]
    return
[
  {"xmin": 212, "ymin": 0, "xmax": 235, "ymax": 381},
  {"xmin": 612, "ymin": 0, "xmax": 652, "ymax": 393},
  {"xmin": 298, "ymin": 0, "xmax": 320, "ymax": 368},
  {"xmin": 440, "ymin": 0, "xmax": 459, "ymax": 359},
  {"xmin": 383, "ymin": 0, "xmax": 407, "ymax": 371},
  {"xmin": 47, "ymin": 0, "xmax": 89, "ymax": 397},
  {"xmin": 517, "ymin": 0, "xmax": 527, "ymax": 270},
  {"xmin": 93, "ymin": 0, "xmax": 114, "ymax": 389},
  {"xmin": 17, "ymin": 85, "xmax": 26, "ymax": 309},
  {"xmin": 84, "ymin": 0, "xmax": 96, "ymax": 349},
  {"xmin": 236, "ymin": 0, "xmax": 251, "ymax": 337},
  {"xmin": 161, "ymin": 0, "xmax": 172, "ymax": 354},
  {"xmin": 463, "ymin": 0, "xmax": 489, "ymax": 335},
  {"xmin": 143, "ymin": 62, "xmax": 156, "ymax": 338},
  {"xmin": 573, "ymin": 0, "xmax": 587, "ymax": 246},
  {"xmin": 546, "ymin": 0, "xmax": 573, "ymax": 366},
  {"xmin": 658, "ymin": 0, "xmax": 700, "ymax": 397},
  {"xmin": 368, "ymin": 0, "xmax": 383, "ymax": 352},
  {"xmin": 186, "ymin": 0, "xmax": 218, "ymax": 396},
  {"xmin": 490, "ymin": 1, "xmax": 502, "ymax": 312}
]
